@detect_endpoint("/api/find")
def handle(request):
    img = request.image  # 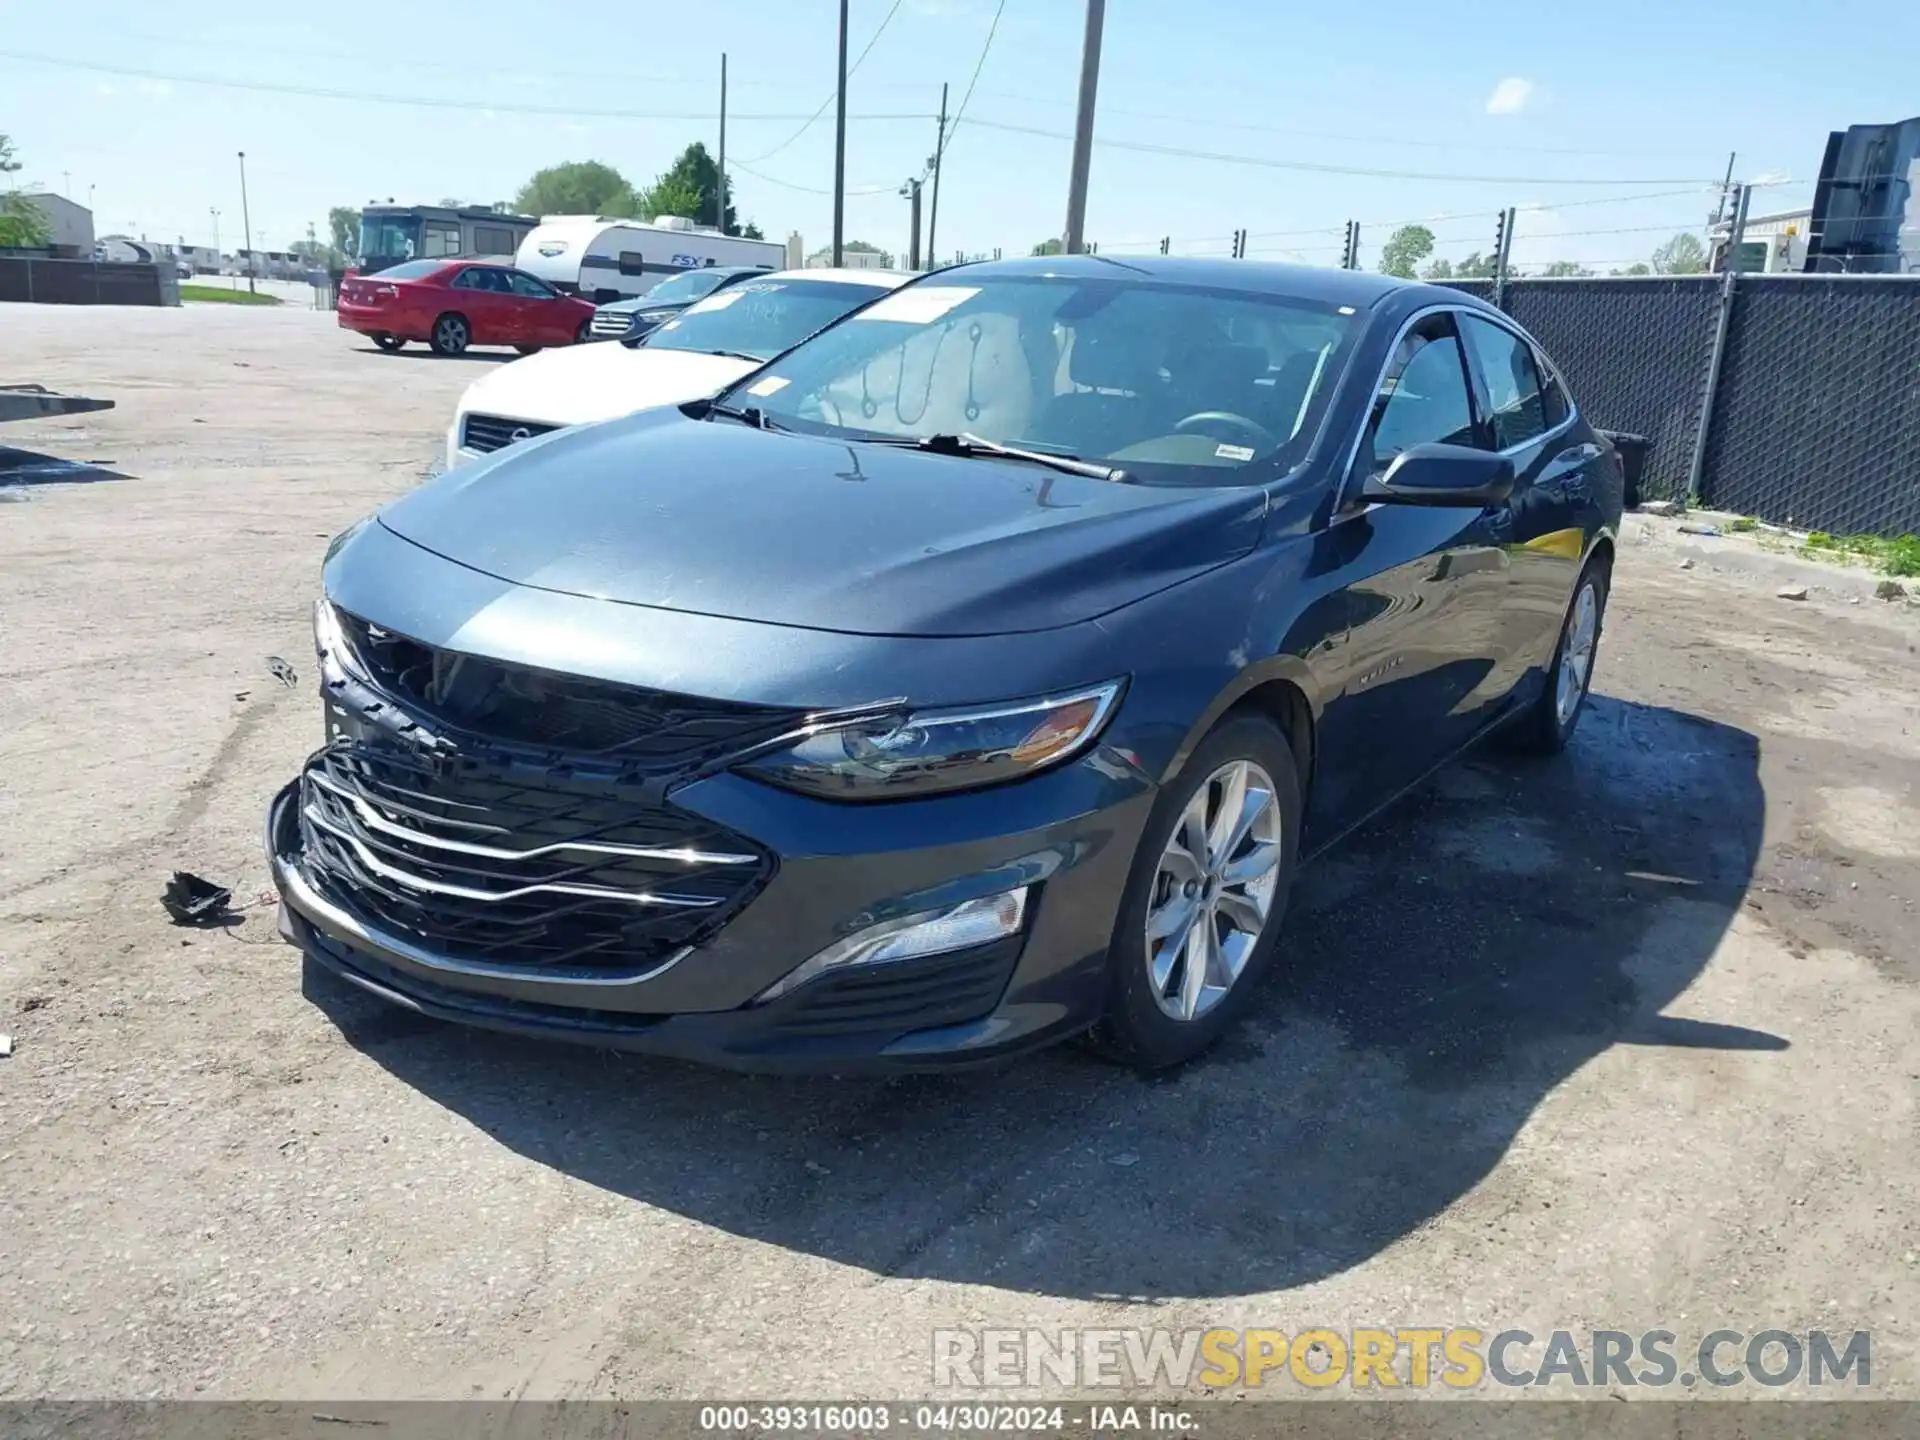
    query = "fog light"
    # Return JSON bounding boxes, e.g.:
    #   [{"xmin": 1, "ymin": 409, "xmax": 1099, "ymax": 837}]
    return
[{"xmin": 754, "ymin": 887, "xmax": 1029, "ymax": 1004}]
